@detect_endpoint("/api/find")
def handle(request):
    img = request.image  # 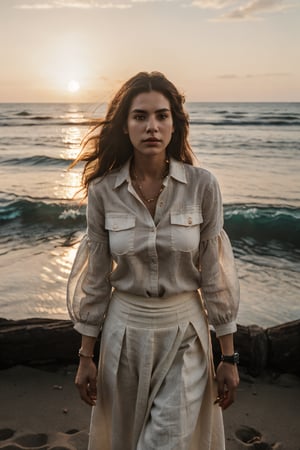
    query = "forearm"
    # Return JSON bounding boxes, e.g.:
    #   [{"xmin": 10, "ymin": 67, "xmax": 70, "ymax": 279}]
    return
[
  {"xmin": 218, "ymin": 333, "xmax": 235, "ymax": 355},
  {"xmin": 79, "ymin": 335, "xmax": 97, "ymax": 357}
]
